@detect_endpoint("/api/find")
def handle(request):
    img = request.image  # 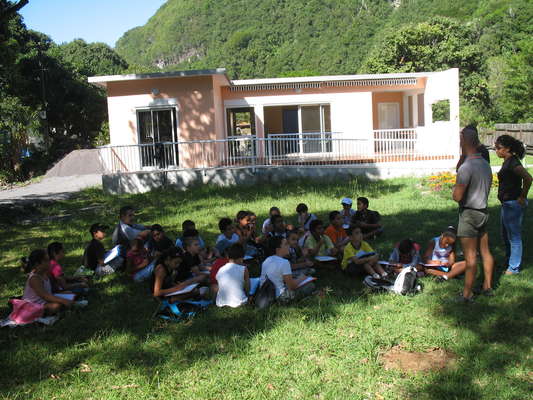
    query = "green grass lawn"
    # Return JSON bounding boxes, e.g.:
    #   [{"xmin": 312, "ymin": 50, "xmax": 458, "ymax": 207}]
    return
[{"xmin": 1, "ymin": 177, "xmax": 531, "ymax": 400}]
